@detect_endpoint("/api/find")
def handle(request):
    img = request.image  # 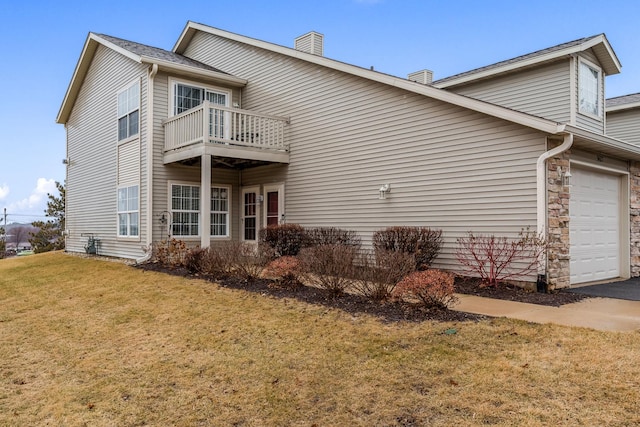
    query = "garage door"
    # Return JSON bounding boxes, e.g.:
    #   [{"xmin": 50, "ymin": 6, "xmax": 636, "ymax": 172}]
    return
[{"xmin": 569, "ymin": 168, "xmax": 620, "ymax": 284}]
